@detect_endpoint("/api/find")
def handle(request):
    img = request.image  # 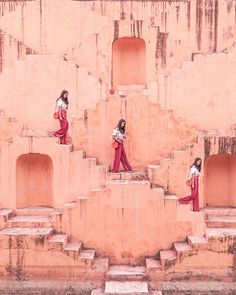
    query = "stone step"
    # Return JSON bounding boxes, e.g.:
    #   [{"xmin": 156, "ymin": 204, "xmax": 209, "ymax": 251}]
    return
[
  {"xmin": 187, "ymin": 235, "xmax": 209, "ymax": 250},
  {"xmin": 78, "ymin": 249, "xmax": 96, "ymax": 266},
  {"xmin": 107, "ymin": 171, "xmax": 148, "ymax": 181},
  {"xmin": 204, "ymin": 207, "xmax": 236, "ymax": 217},
  {"xmin": 64, "ymin": 201, "xmax": 77, "ymax": 209},
  {"xmin": 0, "ymin": 227, "xmax": 53, "ymax": 236},
  {"xmin": 91, "ymin": 288, "xmax": 104, "ymax": 295},
  {"xmin": 145, "ymin": 258, "xmax": 162, "ymax": 273},
  {"xmin": 104, "ymin": 281, "xmax": 148, "ymax": 295},
  {"xmin": 0, "ymin": 209, "xmax": 15, "ymax": 229},
  {"xmin": 160, "ymin": 250, "xmax": 177, "ymax": 268},
  {"xmin": 173, "ymin": 242, "xmax": 193, "ymax": 259},
  {"xmin": 77, "ymin": 195, "xmax": 91, "ymax": 201},
  {"xmin": 206, "ymin": 227, "xmax": 236, "ymax": 239},
  {"xmin": 147, "ymin": 164, "xmax": 160, "ymax": 169},
  {"xmin": 206, "ymin": 216, "xmax": 236, "ymax": 228},
  {"xmin": 160, "ymin": 281, "xmax": 236, "ymax": 293},
  {"xmin": 21, "ymin": 129, "xmax": 49, "ymax": 137},
  {"xmin": 106, "ymin": 180, "xmax": 150, "ymax": 185},
  {"xmin": 0, "ymin": 227, "xmax": 54, "ymax": 248},
  {"xmin": 48, "ymin": 234, "xmax": 68, "ymax": 251},
  {"xmin": 16, "ymin": 207, "xmax": 55, "ymax": 216},
  {"xmin": 6, "ymin": 215, "xmax": 52, "ymax": 228},
  {"xmin": 55, "ymin": 143, "xmax": 73, "ymax": 151},
  {"xmin": 63, "ymin": 242, "xmax": 82, "ymax": 258},
  {"xmin": 91, "ymin": 187, "xmax": 108, "ymax": 197},
  {"xmin": 206, "ymin": 228, "xmax": 236, "ymax": 252},
  {"xmin": 106, "ymin": 180, "xmax": 151, "ymax": 189},
  {"xmin": 116, "ymin": 86, "xmax": 147, "ymax": 96},
  {"xmin": 107, "ymin": 265, "xmax": 146, "ymax": 280},
  {"xmin": 92, "ymin": 288, "xmax": 162, "ymax": 295},
  {"xmin": 164, "ymin": 194, "xmax": 178, "ymax": 201},
  {"xmin": 0, "ymin": 209, "xmax": 15, "ymax": 220},
  {"xmin": 84, "ymin": 157, "xmax": 98, "ymax": 165},
  {"xmin": 164, "ymin": 195, "xmax": 178, "ymax": 206}
]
